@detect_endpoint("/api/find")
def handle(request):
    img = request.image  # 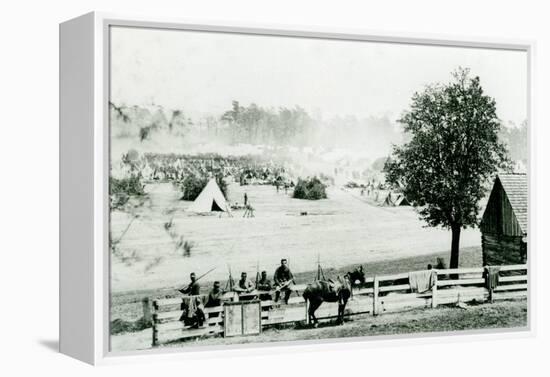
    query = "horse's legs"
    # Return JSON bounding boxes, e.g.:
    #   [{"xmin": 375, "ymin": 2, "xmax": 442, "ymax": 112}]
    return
[
  {"xmin": 308, "ymin": 300, "xmax": 321, "ymax": 328},
  {"xmin": 337, "ymin": 303, "xmax": 345, "ymax": 325},
  {"xmin": 337, "ymin": 297, "xmax": 349, "ymax": 325}
]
